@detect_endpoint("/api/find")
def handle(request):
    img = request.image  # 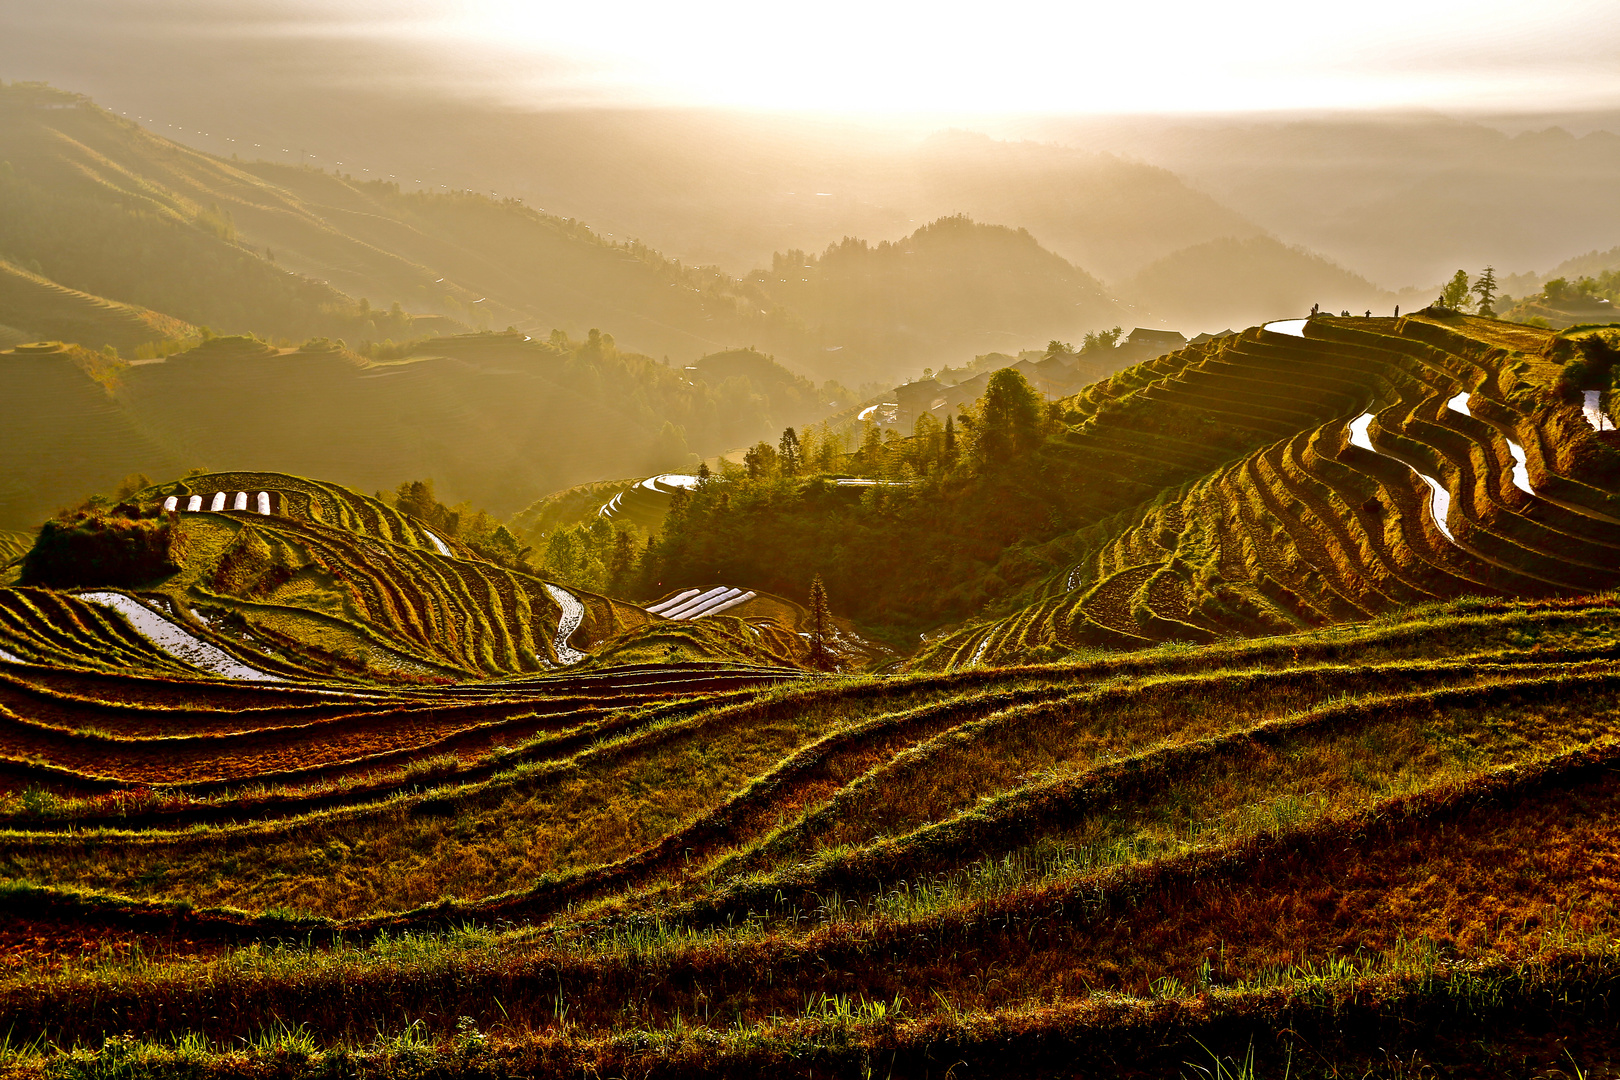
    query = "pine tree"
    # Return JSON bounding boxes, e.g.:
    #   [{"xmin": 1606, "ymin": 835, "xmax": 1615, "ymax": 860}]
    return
[
  {"xmin": 944, "ymin": 414, "xmax": 957, "ymax": 465},
  {"xmin": 1472, "ymin": 266, "xmax": 1499, "ymax": 318},
  {"xmin": 778, "ymin": 427, "xmax": 802, "ymax": 476},
  {"xmin": 807, "ymin": 575, "xmax": 832, "ymax": 669}
]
